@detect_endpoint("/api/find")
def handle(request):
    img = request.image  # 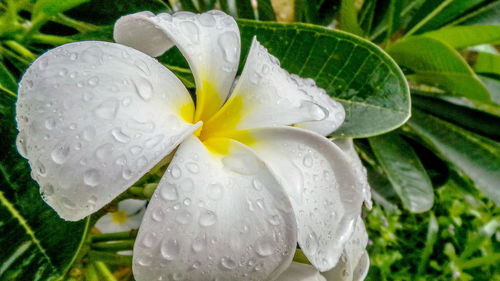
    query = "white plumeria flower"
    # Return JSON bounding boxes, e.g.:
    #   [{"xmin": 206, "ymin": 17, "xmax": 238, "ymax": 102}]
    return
[
  {"xmin": 95, "ymin": 199, "xmax": 146, "ymax": 233},
  {"xmin": 16, "ymin": 9, "xmax": 371, "ymax": 281}
]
